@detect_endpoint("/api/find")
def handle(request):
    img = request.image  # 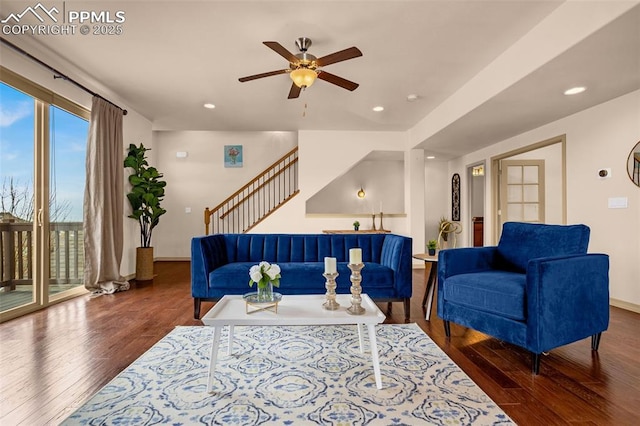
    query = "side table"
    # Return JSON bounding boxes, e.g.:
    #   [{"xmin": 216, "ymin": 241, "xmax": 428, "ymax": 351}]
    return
[{"xmin": 413, "ymin": 253, "xmax": 438, "ymax": 321}]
